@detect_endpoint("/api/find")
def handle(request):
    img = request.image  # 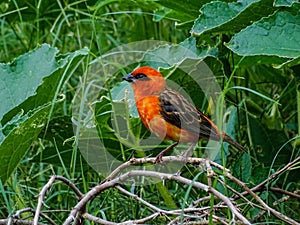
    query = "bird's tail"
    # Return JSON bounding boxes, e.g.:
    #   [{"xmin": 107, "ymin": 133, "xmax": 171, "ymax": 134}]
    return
[{"xmin": 223, "ymin": 134, "xmax": 245, "ymax": 152}]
